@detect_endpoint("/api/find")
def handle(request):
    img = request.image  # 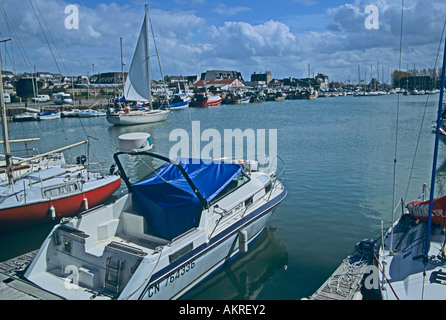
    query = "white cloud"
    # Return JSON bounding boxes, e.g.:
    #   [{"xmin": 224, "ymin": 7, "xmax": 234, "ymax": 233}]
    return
[
  {"xmin": 1, "ymin": 0, "xmax": 445, "ymax": 81},
  {"xmin": 213, "ymin": 4, "xmax": 251, "ymax": 15}
]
